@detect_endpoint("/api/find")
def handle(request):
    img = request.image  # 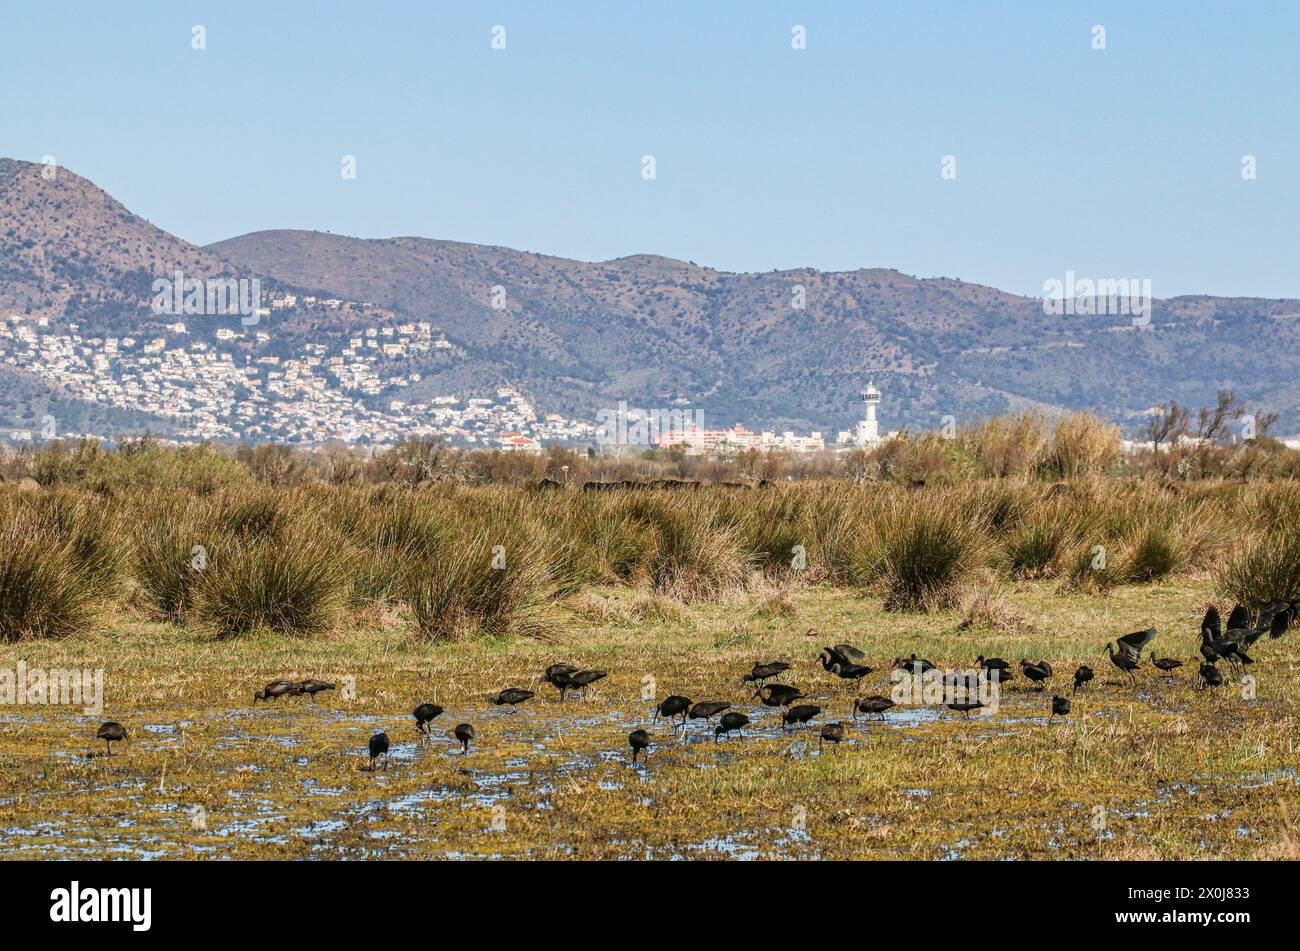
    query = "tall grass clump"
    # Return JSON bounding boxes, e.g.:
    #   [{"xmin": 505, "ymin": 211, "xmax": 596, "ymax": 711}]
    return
[
  {"xmin": 406, "ymin": 527, "xmax": 562, "ymax": 640},
  {"xmin": 0, "ymin": 509, "xmax": 105, "ymax": 640},
  {"xmin": 1218, "ymin": 519, "xmax": 1300, "ymax": 606},
  {"xmin": 963, "ymin": 413, "xmax": 1050, "ymax": 478},
  {"xmin": 193, "ymin": 528, "xmax": 347, "ymax": 638},
  {"xmin": 1003, "ymin": 502, "xmax": 1083, "ymax": 578},
  {"xmin": 1119, "ymin": 514, "xmax": 1189, "ymax": 583},
  {"xmin": 556, "ymin": 495, "xmax": 660, "ymax": 587},
  {"xmin": 328, "ymin": 487, "xmax": 451, "ymax": 604},
  {"xmin": 133, "ymin": 494, "xmax": 212, "ymax": 621},
  {"xmin": 1048, "ymin": 413, "xmax": 1122, "ymax": 479},
  {"xmin": 863, "ymin": 496, "xmax": 992, "ymax": 611},
  {"xmin": 24, "ymin": 490, "xmax": 127, "ymax": 601},
  {"xmin": 637, "ymin": 496, "xmax": 750, "ymax": 602}
]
